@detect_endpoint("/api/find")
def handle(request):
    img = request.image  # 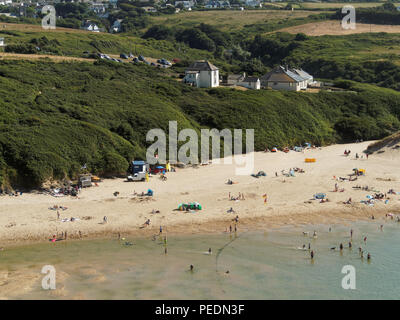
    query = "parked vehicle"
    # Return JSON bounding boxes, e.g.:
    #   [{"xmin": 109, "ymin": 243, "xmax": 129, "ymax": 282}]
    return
[
  {"xmin": 132, "ymin": 57, "xmax": 139, "ymax": 63},
  {"xmin": 127, "ymin": 161, "xmax": 149, "ymax": 182},
  {"xmin": 158, "ymin": 58, "xmax": 171, "ymax": 66},
  {"xmin": 138, "ymin": 55, "xmax": 145, "ymax": 61},
  {"xmin": 120, "ymin": 53, "xmax": 129, "ymax": 59}
]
